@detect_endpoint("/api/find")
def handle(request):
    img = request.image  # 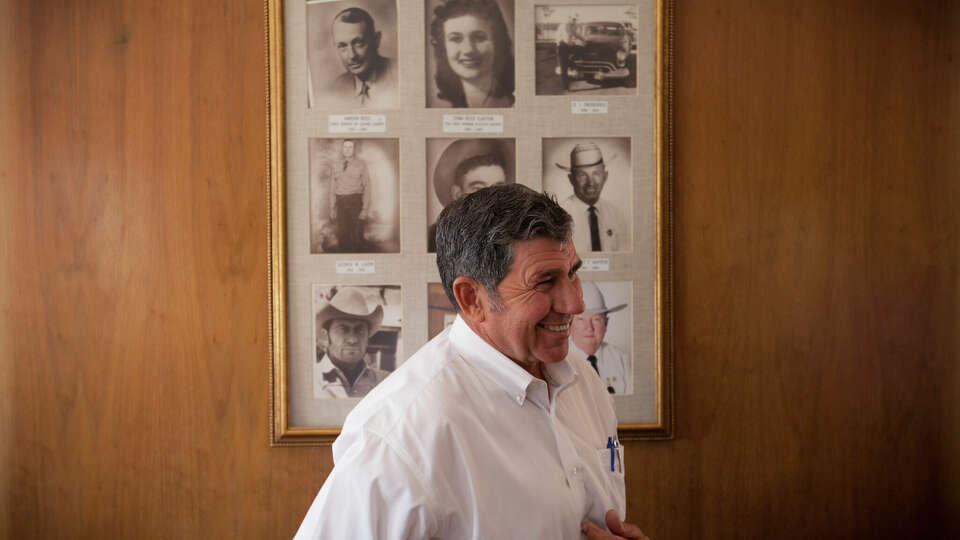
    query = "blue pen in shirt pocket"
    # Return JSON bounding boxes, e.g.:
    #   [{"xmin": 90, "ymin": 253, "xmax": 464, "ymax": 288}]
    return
[{"xmin": 606, "ymin": 436, "xmax": 622, "ymax": 473}]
